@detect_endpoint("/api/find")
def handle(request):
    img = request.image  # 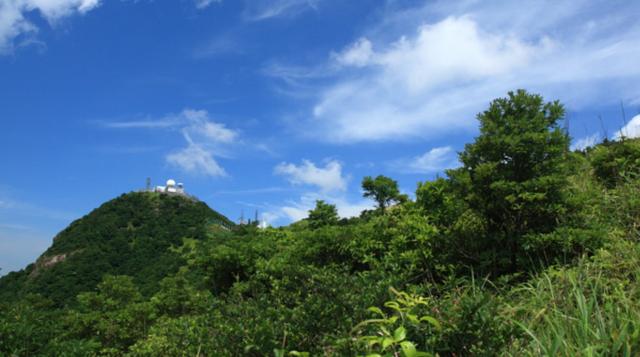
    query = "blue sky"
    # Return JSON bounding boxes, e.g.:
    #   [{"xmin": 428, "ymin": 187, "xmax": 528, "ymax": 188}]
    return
[{"xmin": 1, "ymin": 0, "xmax": 640, "ymax": 275}]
